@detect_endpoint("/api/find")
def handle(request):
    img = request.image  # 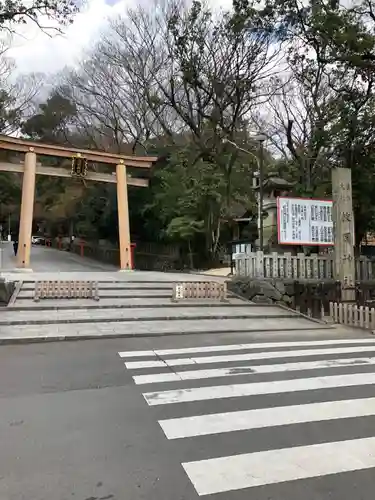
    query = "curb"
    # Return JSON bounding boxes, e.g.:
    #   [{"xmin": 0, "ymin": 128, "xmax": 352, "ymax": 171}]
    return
[
  {"xmin": 0, "ymin": 312, "xmax": 303, "ymax": 326},
  {"xmin": 6, "ymin": 302, "xmax": 267, "ymax": 312},
  {"xmin": 0, "ymin": 325, "xmax": 336, "ymax": 345}
]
